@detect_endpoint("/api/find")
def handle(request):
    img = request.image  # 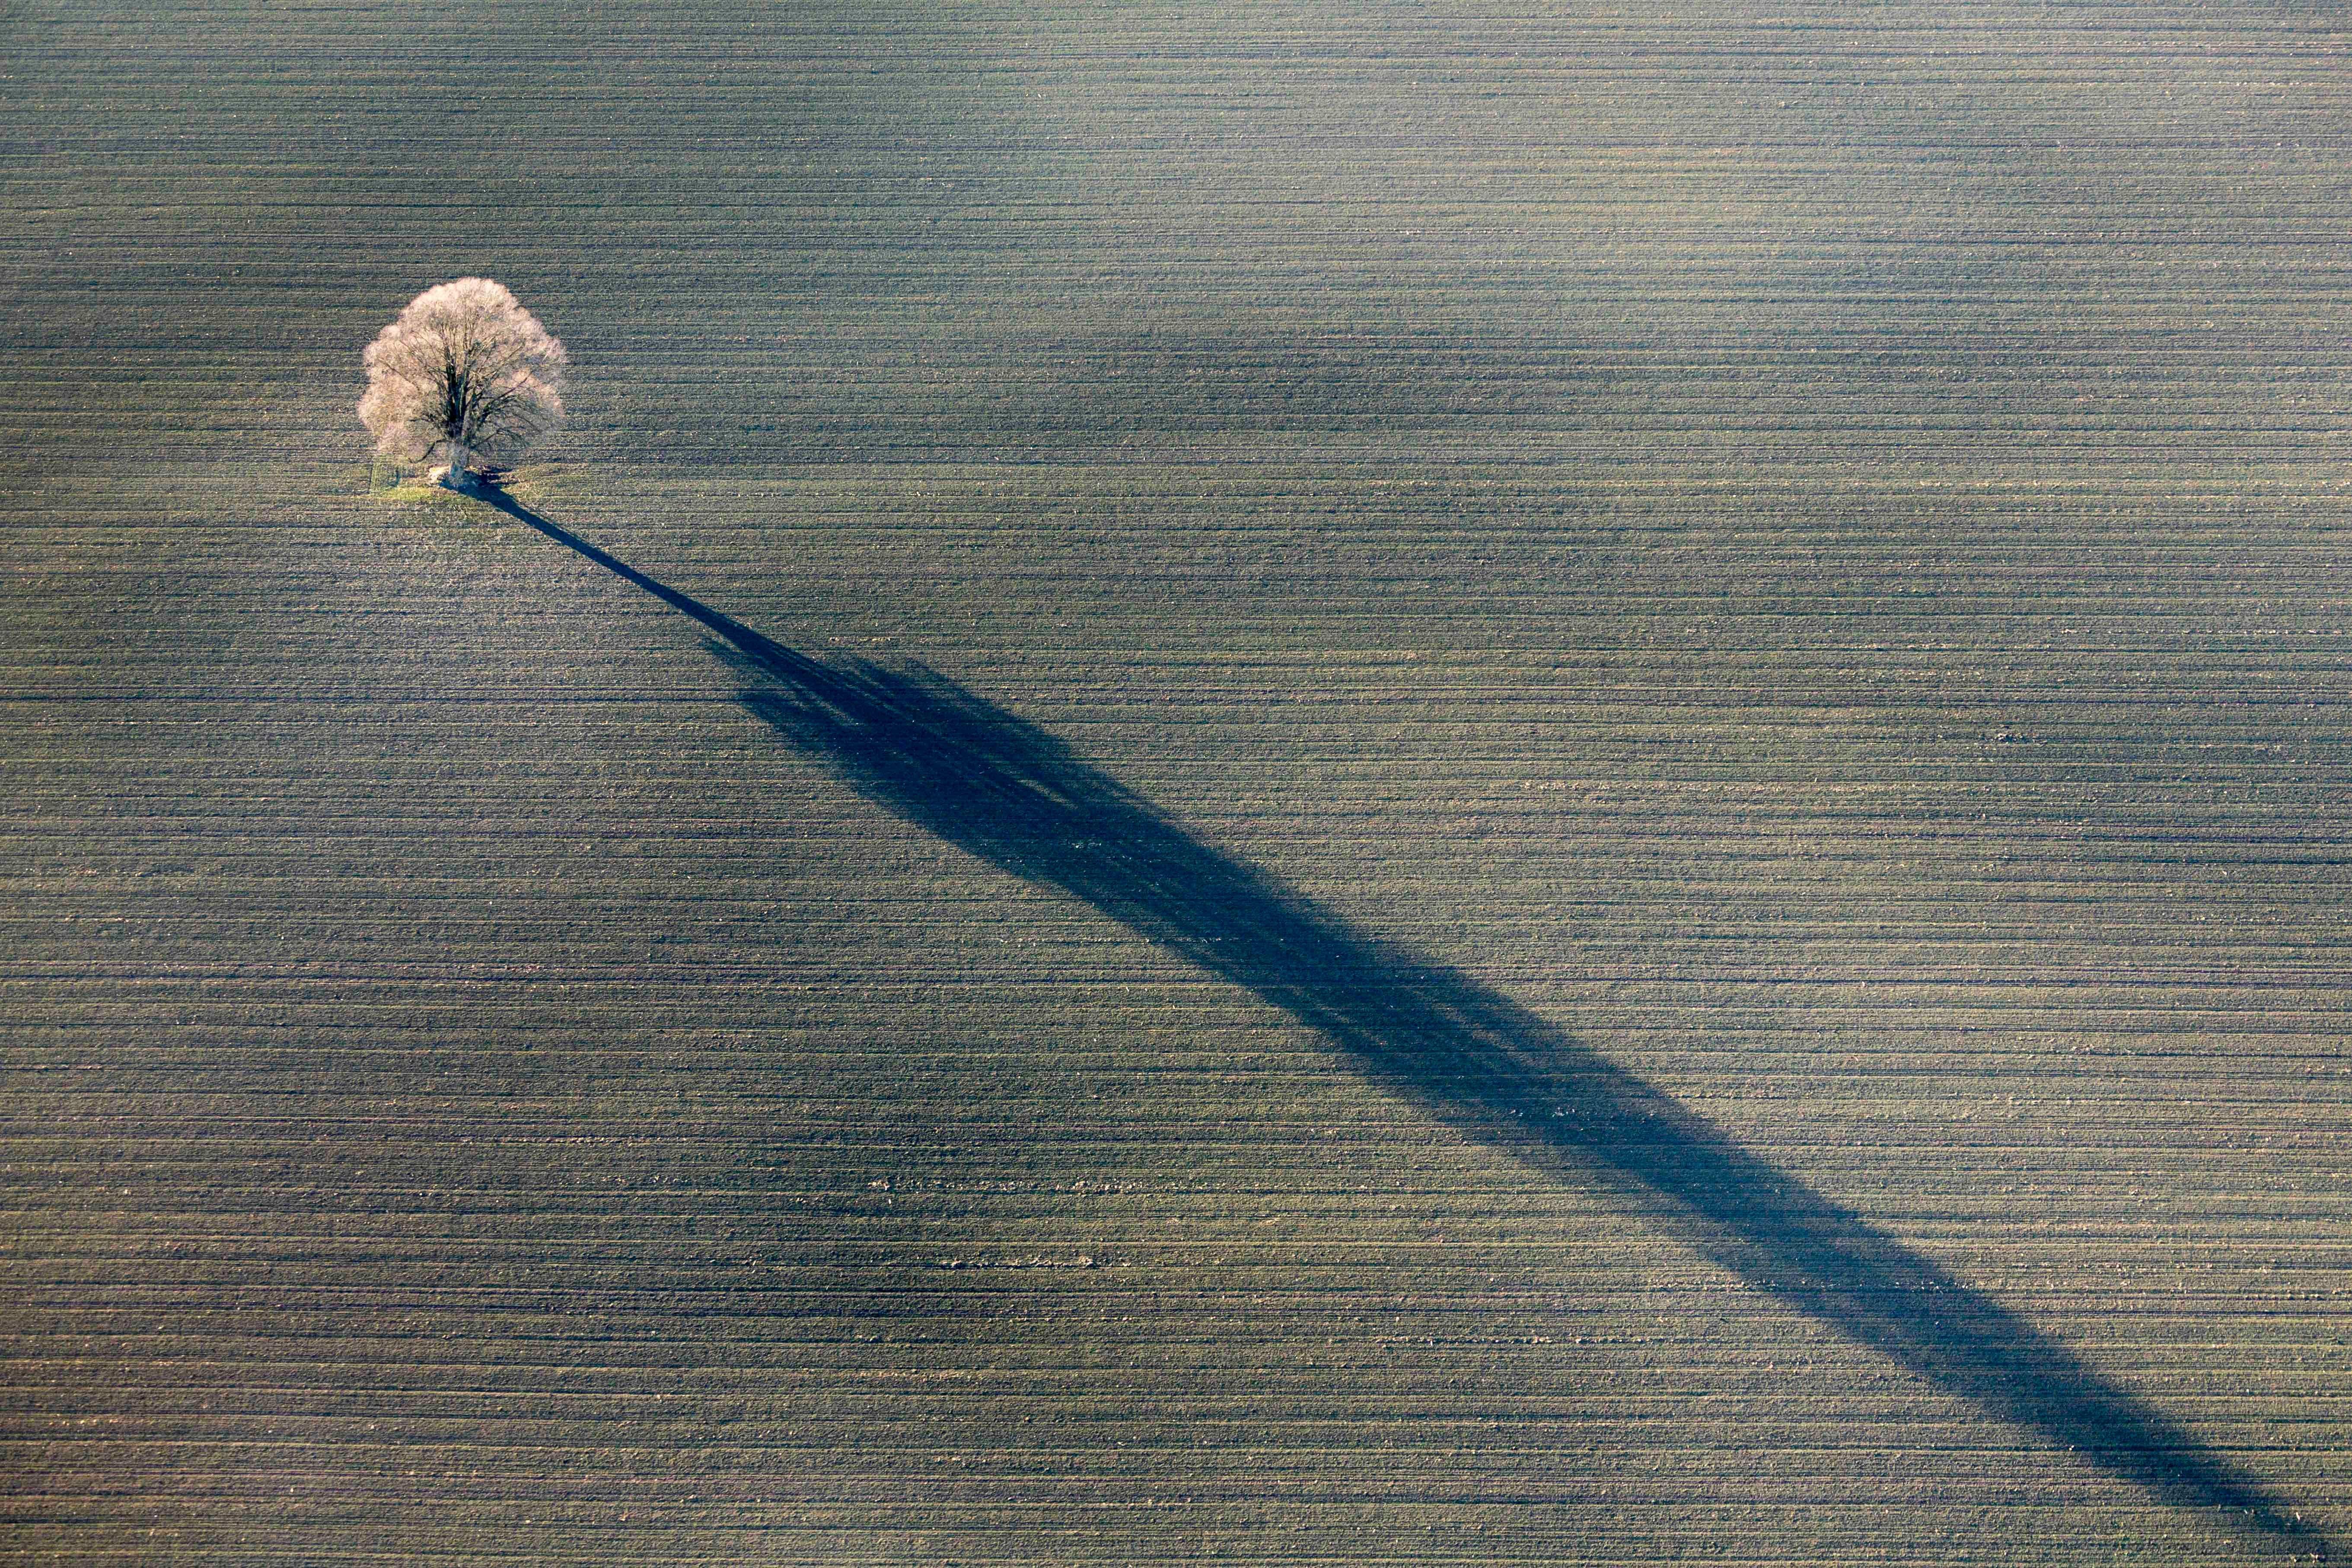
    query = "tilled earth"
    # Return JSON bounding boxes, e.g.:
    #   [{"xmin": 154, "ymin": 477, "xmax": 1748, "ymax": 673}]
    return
[{"xmin": 5, "ymin": 3, "xmax": 2350, "ymax": 1563}]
